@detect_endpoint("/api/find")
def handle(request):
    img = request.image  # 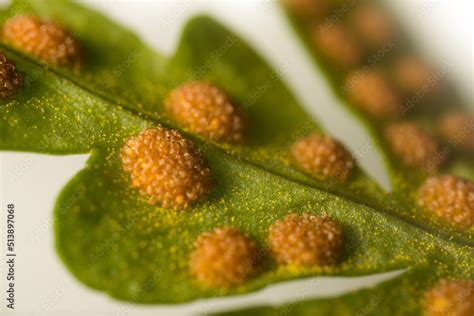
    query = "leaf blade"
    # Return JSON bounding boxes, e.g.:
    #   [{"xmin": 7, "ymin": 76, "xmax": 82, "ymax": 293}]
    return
[{"xmin": 0, "ymin": 0, "xmax": 471, "ymax": 310}]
